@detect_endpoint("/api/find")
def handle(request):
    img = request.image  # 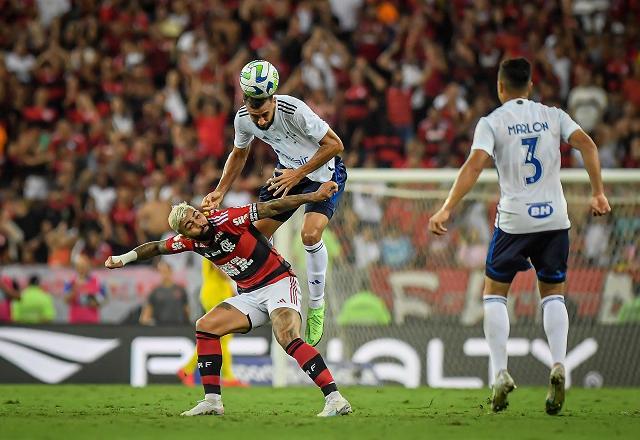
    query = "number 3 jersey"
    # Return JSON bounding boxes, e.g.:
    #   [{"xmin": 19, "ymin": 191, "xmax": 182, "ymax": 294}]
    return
[
  {"xmin": 164, "ymin": 204, "xmax": 293, "ymax": 293},
  {"xmin": 471, "ymin": 98, "xmax": 581, "ymax": 234}
]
